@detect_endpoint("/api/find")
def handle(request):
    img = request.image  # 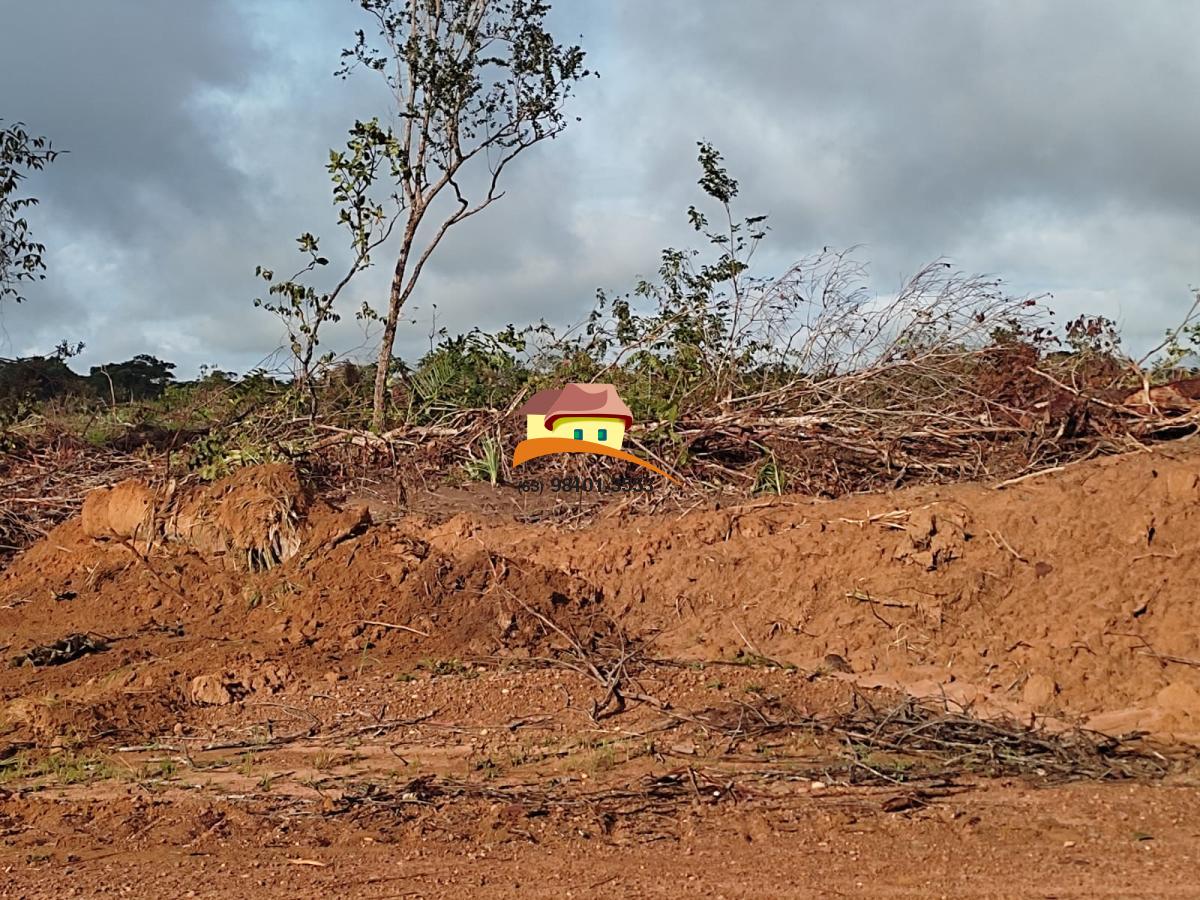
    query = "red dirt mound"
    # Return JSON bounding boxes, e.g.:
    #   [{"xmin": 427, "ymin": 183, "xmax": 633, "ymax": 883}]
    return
[
  {"xmin": 419, "ymin": 443, "xmax": 1200, "ymax": 741},
  {"xmin": 0, "ymin": 465, "xmax": 612, "ymax": 743},
  {"xmin": 4, "ymin": 447, "xmax": 1200, "ymax": 745}
]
